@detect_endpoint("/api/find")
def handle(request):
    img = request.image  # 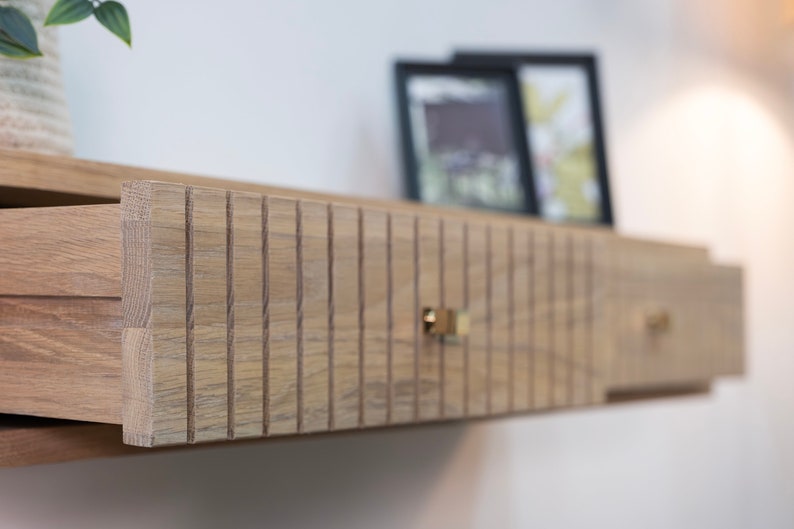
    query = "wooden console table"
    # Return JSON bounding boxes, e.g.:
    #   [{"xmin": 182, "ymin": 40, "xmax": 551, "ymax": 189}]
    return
[{"xmin": 0, "ymin": 149, "xmax": 744, "ymax": 465}]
